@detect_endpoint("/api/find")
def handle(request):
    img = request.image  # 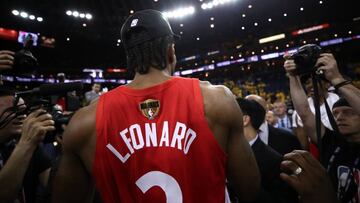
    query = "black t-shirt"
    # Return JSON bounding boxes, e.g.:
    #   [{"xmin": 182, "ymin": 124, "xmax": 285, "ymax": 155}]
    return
[
  {"xmin": 0, "ymin": 142, "xmax": 52, "ymax": 203},
  {"xmin": 322, "ymin": 129, "xmax": 360, "ymax": 203},
  {"xmin": 24, "ymin": 144, "xmax": 52, "ymax": 203}
]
